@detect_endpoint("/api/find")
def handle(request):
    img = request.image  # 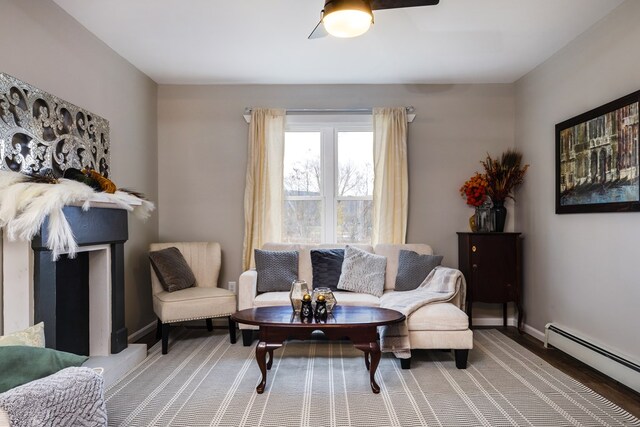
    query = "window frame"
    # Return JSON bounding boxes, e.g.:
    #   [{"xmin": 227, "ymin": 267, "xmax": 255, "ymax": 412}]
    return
[{"xmin": 284, "ymin": 114, "xmax": 373, "ymax": 244}]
